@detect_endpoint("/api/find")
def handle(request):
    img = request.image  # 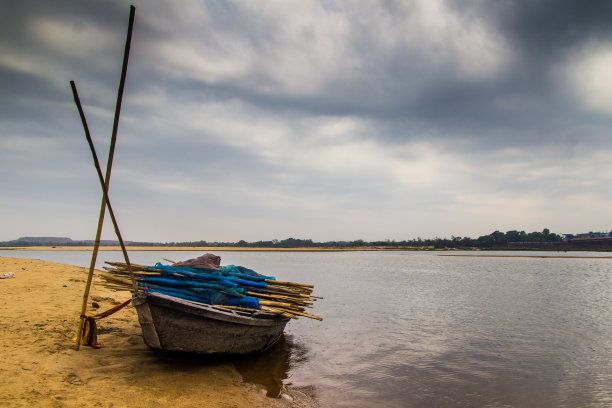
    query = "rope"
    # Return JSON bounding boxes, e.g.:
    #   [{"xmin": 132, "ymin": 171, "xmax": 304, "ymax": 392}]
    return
[{"xmin": 78, "ymin": 298, "xmax": 132, "ymax": 348}]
